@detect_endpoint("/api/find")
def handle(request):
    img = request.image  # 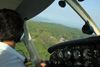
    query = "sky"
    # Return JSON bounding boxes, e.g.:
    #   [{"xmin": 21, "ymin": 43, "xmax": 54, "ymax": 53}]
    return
[{"xmin": 31, "ymin": 0, "xmax": 100, "ymax": 29}]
